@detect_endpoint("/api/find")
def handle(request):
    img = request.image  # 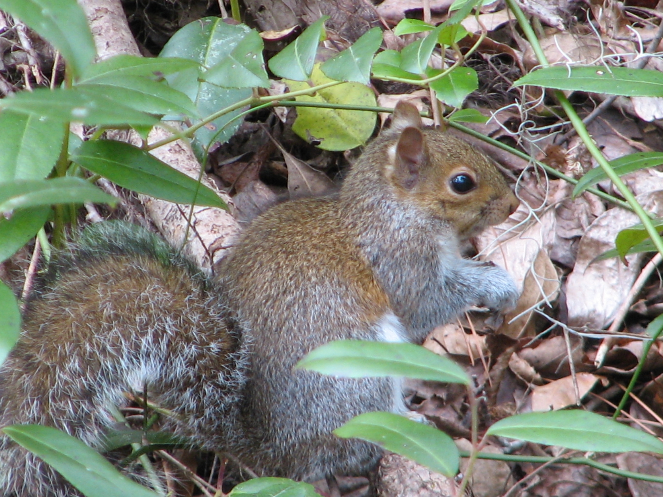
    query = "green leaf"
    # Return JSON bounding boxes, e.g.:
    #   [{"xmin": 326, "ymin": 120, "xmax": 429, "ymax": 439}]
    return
[
  {"xmin": 3, "ymin": 425, "xmax": 159, "ymax": 497},
  {"xmin": 573, "ymin": 152, "xmax": 663, "ymax": 197},
  {"xmin": 71, "ymin": 140, "xmax": 226, "ymax": 209},
  {"xmin": 0, "ymin": 0, "xmax": 95, "ymax": 78},
  {"xmin": 437, "ymin": 24, "xmax": 469, "ymax": 46},
  {"xmin": 297, "ymin": 340, "xmax": 470, "ymax": 385},
  {"xmin": 613, "ymin": 219, "xmax": 663, "ymax": 260},
  {"xmin": 429, "ymin": 66, "xmax": 478, "ymax": 107},
  {"xmin": 447, "ymin": 108, "xmax": 488, "ymax": 123},
  {"xmin": 372, "ymin": 50, "xmax": 422, "ymax": 81},
  {"xmin": 335, "ymin": 412, "xmax": 459, "ymax": 477},
  {"xmin": 268, "ymin": 16, "xmax": 328, "ymax": 81},
  {"xmin": 0, "ymin": 88, "xmax": 158, "ymax": 126},
  {"xmin": 0, "ymin": 111, "xmax": 65, "ymax": 181},
  {"xmin": 80, "ymin": 55, "xmax": 200, "ymax": 81},
  {"xmin": 286, "ymin": 66, "xmax": 377, "ymax": 151},
  {"xmin": 486, "ymin": 410, "xmax": 663, "ymax": 454},
  {"xmin": 230, "ymin": 477, "xmax": 321, "ymax": 497},
  {"xmin": 646, "ymin": 313, "xmax": 663, "ymax": 339},
  {"xmin": 160, "ymin": 18, "xmax": 254, "ymax": 149},
  {"xmin": 101, "ymin": 428, "xmax": 190, "ymax": 452},
  {"xmin": 0, "ymin": 206, "xmax": 51, "ymax": 262},
  {"xmin": 320, "ymin": 28, "xmax": 383, "ymax": 84},
  {"xmin": 203, "ymin": 28, "xmax": 269, "ymax": 88},
  {"xmin": 514, "ymin": 66, "xmax": 663, "ymax": 97},
  {"xmin": 0, "ymin": 178, "xmax": 117, "ymax": 213},
  {"xmin": 394, "ymin": 19, "xmax": 434, "ymax": 36},
  {"xmin": 0, "ymin": 280, "xmax": 20, "ymax": 365},
  {"xmin": 400, "ymin": 25, "xmax": 443, "ymax": 75},
  {"xmin": 445, "ymin": 0, "xmax": 482, "ymax": 26},
  {"xmin": 76, "ymin": 77, "xmax": 198, "ymax": 118}
]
